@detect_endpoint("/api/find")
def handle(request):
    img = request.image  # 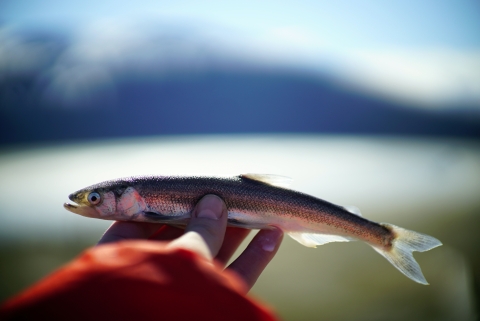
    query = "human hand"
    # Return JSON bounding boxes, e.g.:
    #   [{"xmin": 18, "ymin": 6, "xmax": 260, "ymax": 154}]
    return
[{"xmin": 97, "ymin": 194, "xmax": 283, "ymax": 292}]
